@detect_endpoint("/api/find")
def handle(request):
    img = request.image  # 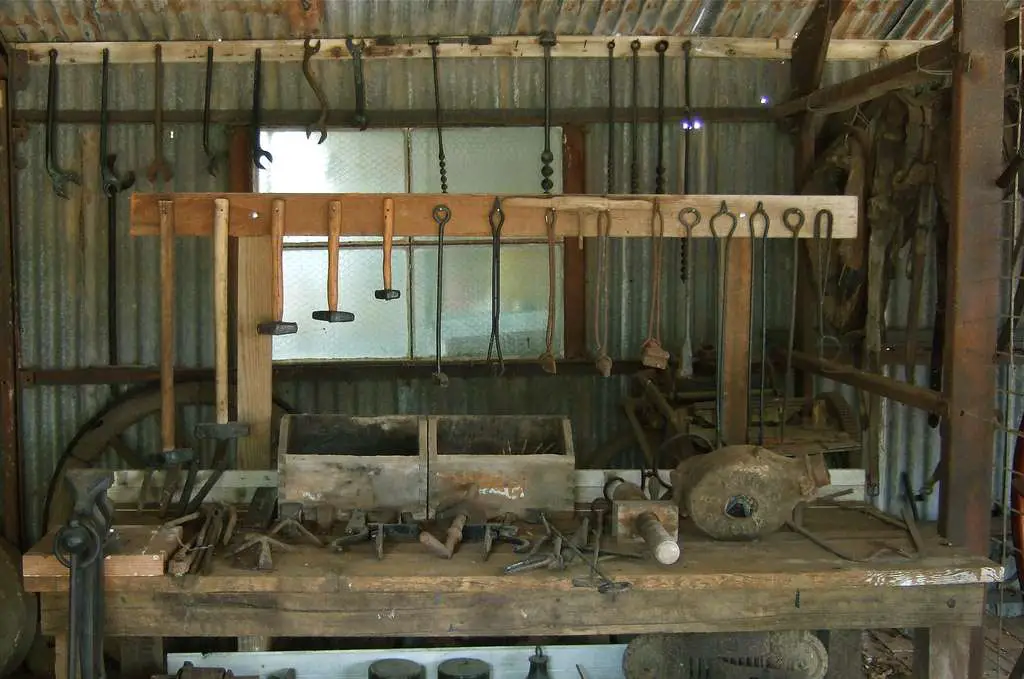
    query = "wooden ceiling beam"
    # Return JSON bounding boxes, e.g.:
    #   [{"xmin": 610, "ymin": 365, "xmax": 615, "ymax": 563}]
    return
[{"xmin": 791, "ymin": 0, "xmax": 851, "ymax": 96}]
